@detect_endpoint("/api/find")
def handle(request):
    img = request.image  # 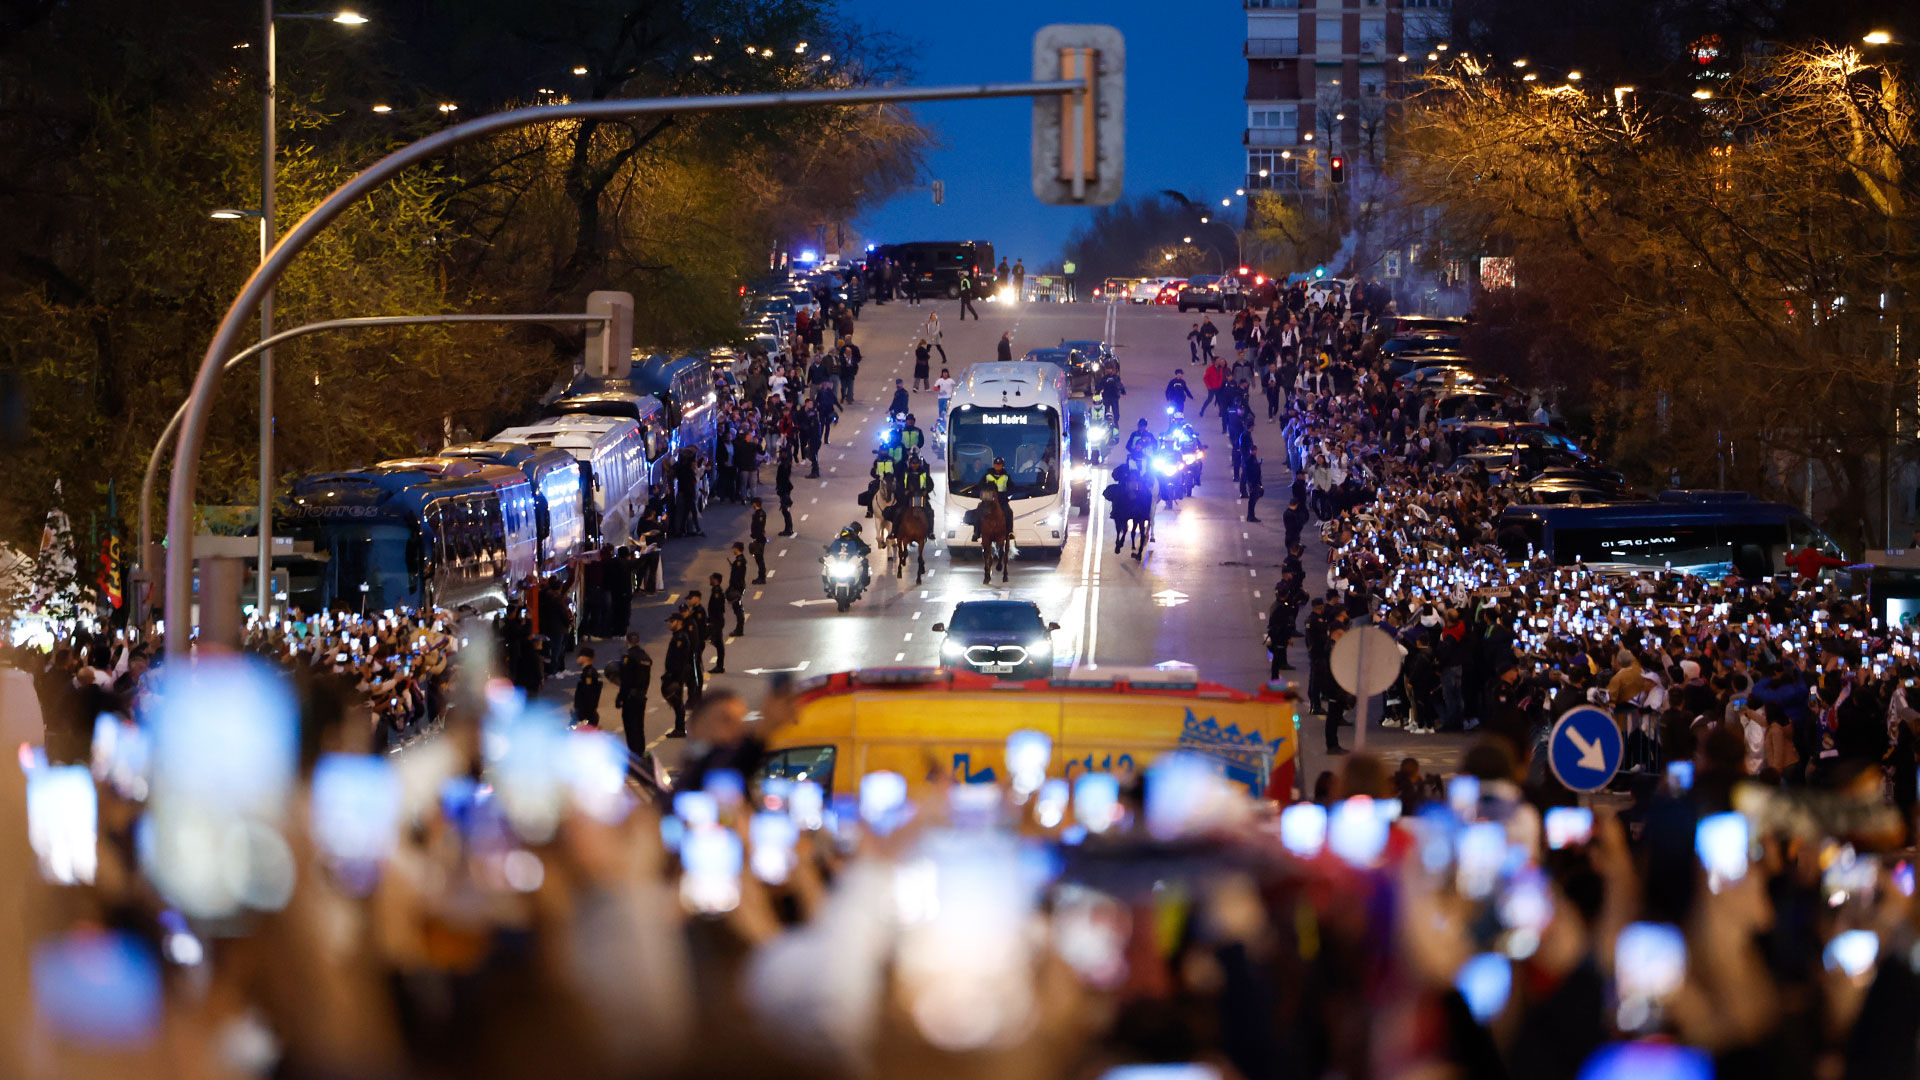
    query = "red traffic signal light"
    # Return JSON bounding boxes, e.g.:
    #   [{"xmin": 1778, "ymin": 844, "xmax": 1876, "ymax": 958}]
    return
[{"xmin": 1330, "ymin": 156, "xmax": 1347, "ymax": 185}]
